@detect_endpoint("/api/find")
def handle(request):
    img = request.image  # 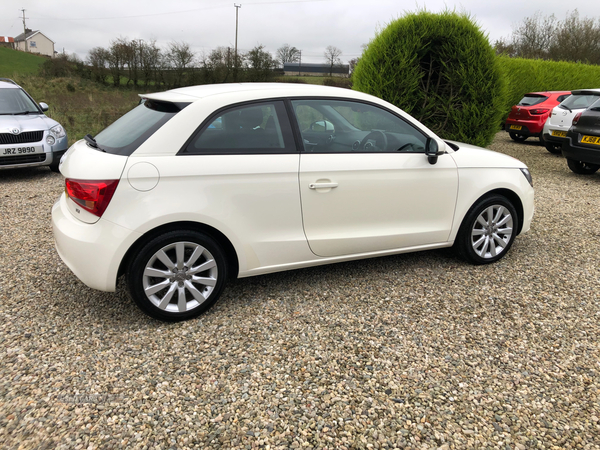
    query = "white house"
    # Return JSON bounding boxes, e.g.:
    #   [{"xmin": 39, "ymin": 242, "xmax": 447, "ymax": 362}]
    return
[{"xmin": 13, "ymin": 29, "xmax": 55, "ymax": 58}]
